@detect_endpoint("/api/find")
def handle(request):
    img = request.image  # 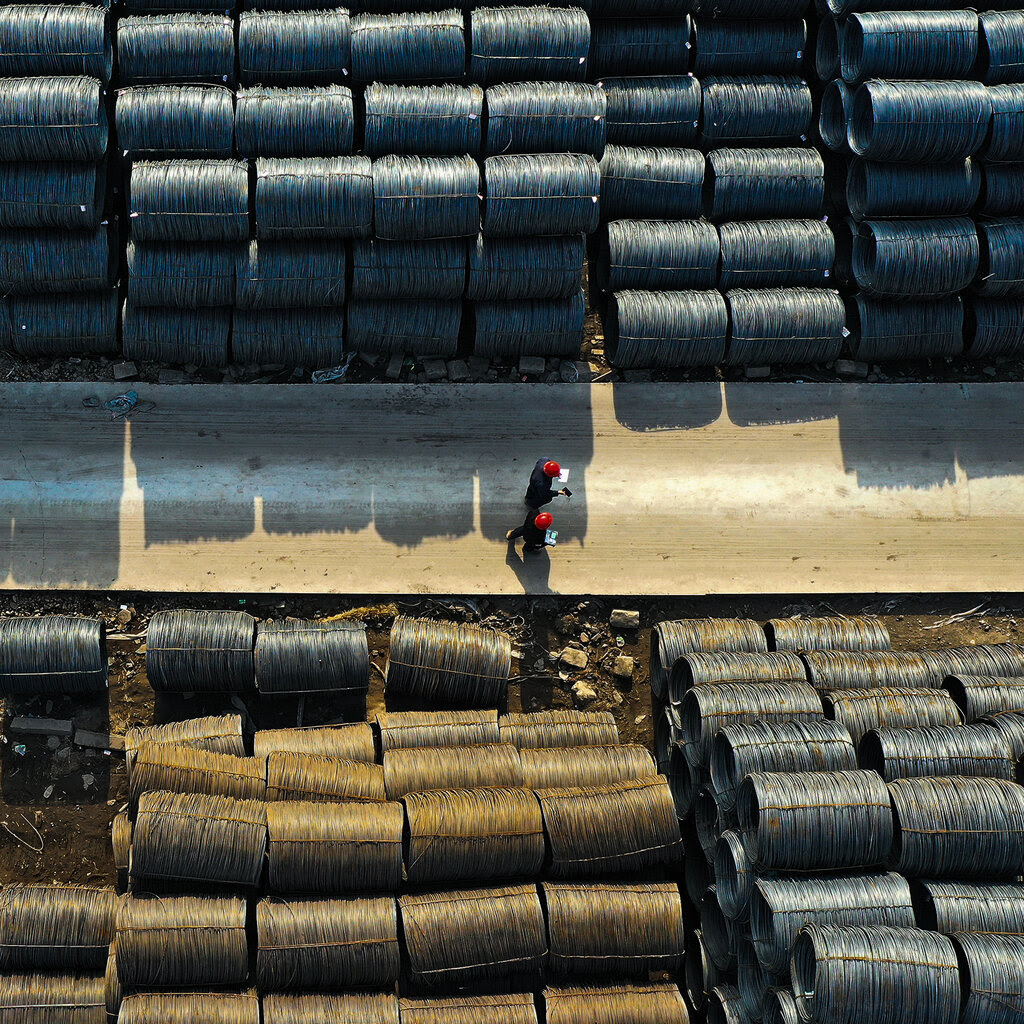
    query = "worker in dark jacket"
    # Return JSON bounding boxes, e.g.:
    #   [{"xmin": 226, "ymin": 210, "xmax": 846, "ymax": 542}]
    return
[
  {"xmin": 506, "ymin": 511, "xmax": 553, "ymax": 553},
  {"xmin": 525, "ymin": 459, "xmax": 570, "ymax": 509}
]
